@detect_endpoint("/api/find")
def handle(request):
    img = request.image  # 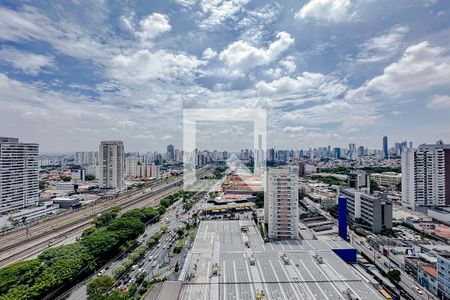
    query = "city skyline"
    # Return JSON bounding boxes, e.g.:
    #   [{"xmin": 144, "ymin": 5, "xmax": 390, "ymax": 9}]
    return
[{"xmin": 1, "ymin": 1, "xmax": 450, "ymax": 152}]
